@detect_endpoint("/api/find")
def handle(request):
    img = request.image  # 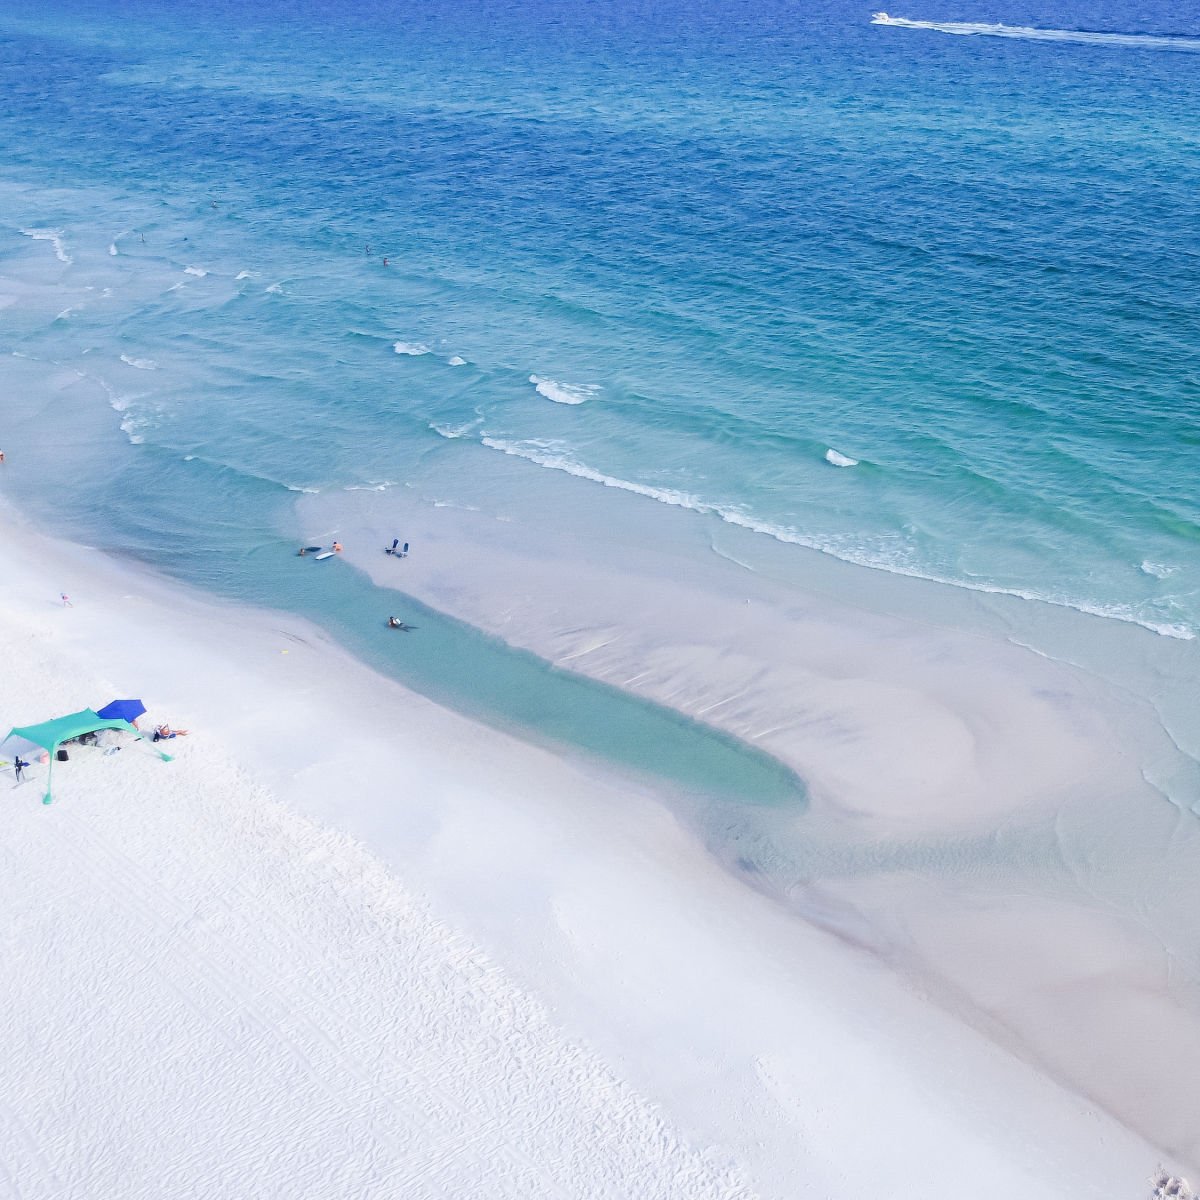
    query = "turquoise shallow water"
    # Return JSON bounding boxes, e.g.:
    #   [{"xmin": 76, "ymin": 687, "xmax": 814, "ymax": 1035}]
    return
[
  {"xmin": 0, "ymin": 1, "xmax": 1198, "ymax": 709},
  {"xmin": 2, "ymin": 0, "xmax": 1197, "ymax": 639}
]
